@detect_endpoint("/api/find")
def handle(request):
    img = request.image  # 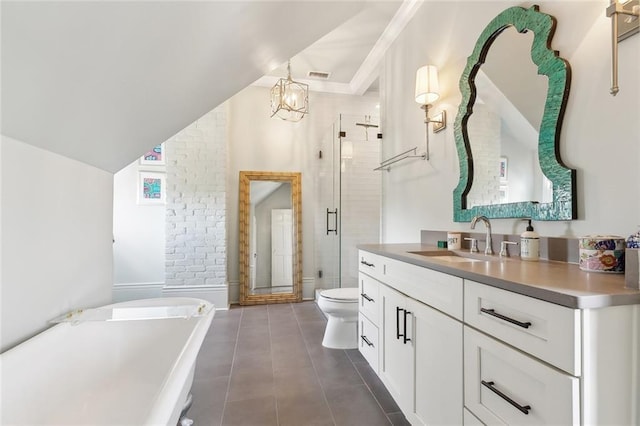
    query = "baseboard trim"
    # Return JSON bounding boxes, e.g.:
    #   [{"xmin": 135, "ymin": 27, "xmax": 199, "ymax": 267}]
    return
[
  {"xmin": 302, "ymin": 277, "xmax": 315, "ymax": 300},
  {"xmin": 162, "ymin": 284, "xmax": 229, "ymax": 310},
  {"xmin": 228, "ymin": 277, "xmax": 316, "ymax": 304},
  {"xmin": 228, "ymin": 280, "xmax": 239, "ymax": 305},
  {"xmin": 112, "ymin": 282, "xmax": 164, "ymax": 302}
]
